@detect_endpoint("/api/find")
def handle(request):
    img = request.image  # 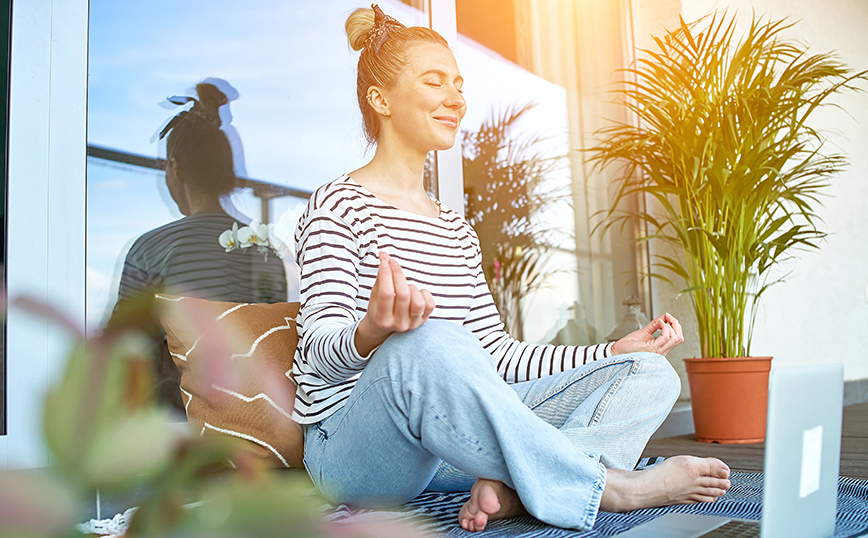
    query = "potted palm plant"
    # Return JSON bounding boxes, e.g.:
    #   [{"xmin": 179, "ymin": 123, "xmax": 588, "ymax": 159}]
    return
[{"xmin": 589, "ymin": 12, "xmax": 866, "ymax": 443}]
